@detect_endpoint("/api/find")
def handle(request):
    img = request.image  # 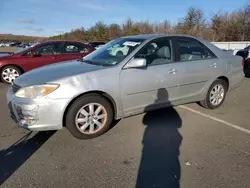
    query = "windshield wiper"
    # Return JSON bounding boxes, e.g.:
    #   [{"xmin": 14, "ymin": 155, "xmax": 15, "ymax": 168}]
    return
[
  {"xmin": 78, "ymin": 59, "xmax": 114, "ymax": 67},
  {"xmin": 77, "ymin": 59, "xmax": 93, "ymax": 64},
  {"xmin": 78, "ymin": 59, "xmax": 105, "ymax": 66}
]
